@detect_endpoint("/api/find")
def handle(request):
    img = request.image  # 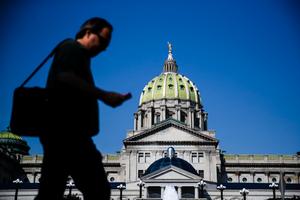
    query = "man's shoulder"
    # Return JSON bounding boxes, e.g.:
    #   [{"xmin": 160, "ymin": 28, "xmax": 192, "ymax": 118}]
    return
[
  {"xmin": 57, "ymin": 39, "xmax": 86, "ymax": 55},
  {"xmin": 60, "ymin": 39, "xmax": 82, "ymax": 49}
]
